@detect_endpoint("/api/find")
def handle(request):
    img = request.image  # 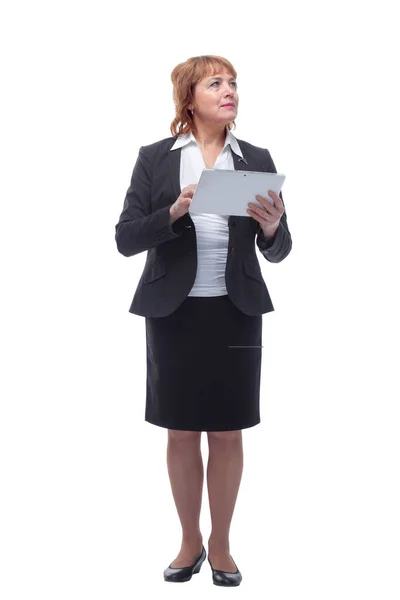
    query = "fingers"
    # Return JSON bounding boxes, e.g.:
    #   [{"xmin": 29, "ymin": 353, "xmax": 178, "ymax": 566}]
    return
[
  {"xmin": 248, "ymin": 204, "xmax": 268, "ymax": 221},
  {"xmin": 182, "ymin": 190, "xmax": 195, "ymax": 198},
  {"xmin": 181, "ymin": 184, "xmax": 197, "ymax": 198},
  {"xmin": 267, "ymin": 190, "xmax": 284, "ymax": 213},
  {"xmin": 253, "ymin": 190, "xmax": 284, "ymax": 216}
]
